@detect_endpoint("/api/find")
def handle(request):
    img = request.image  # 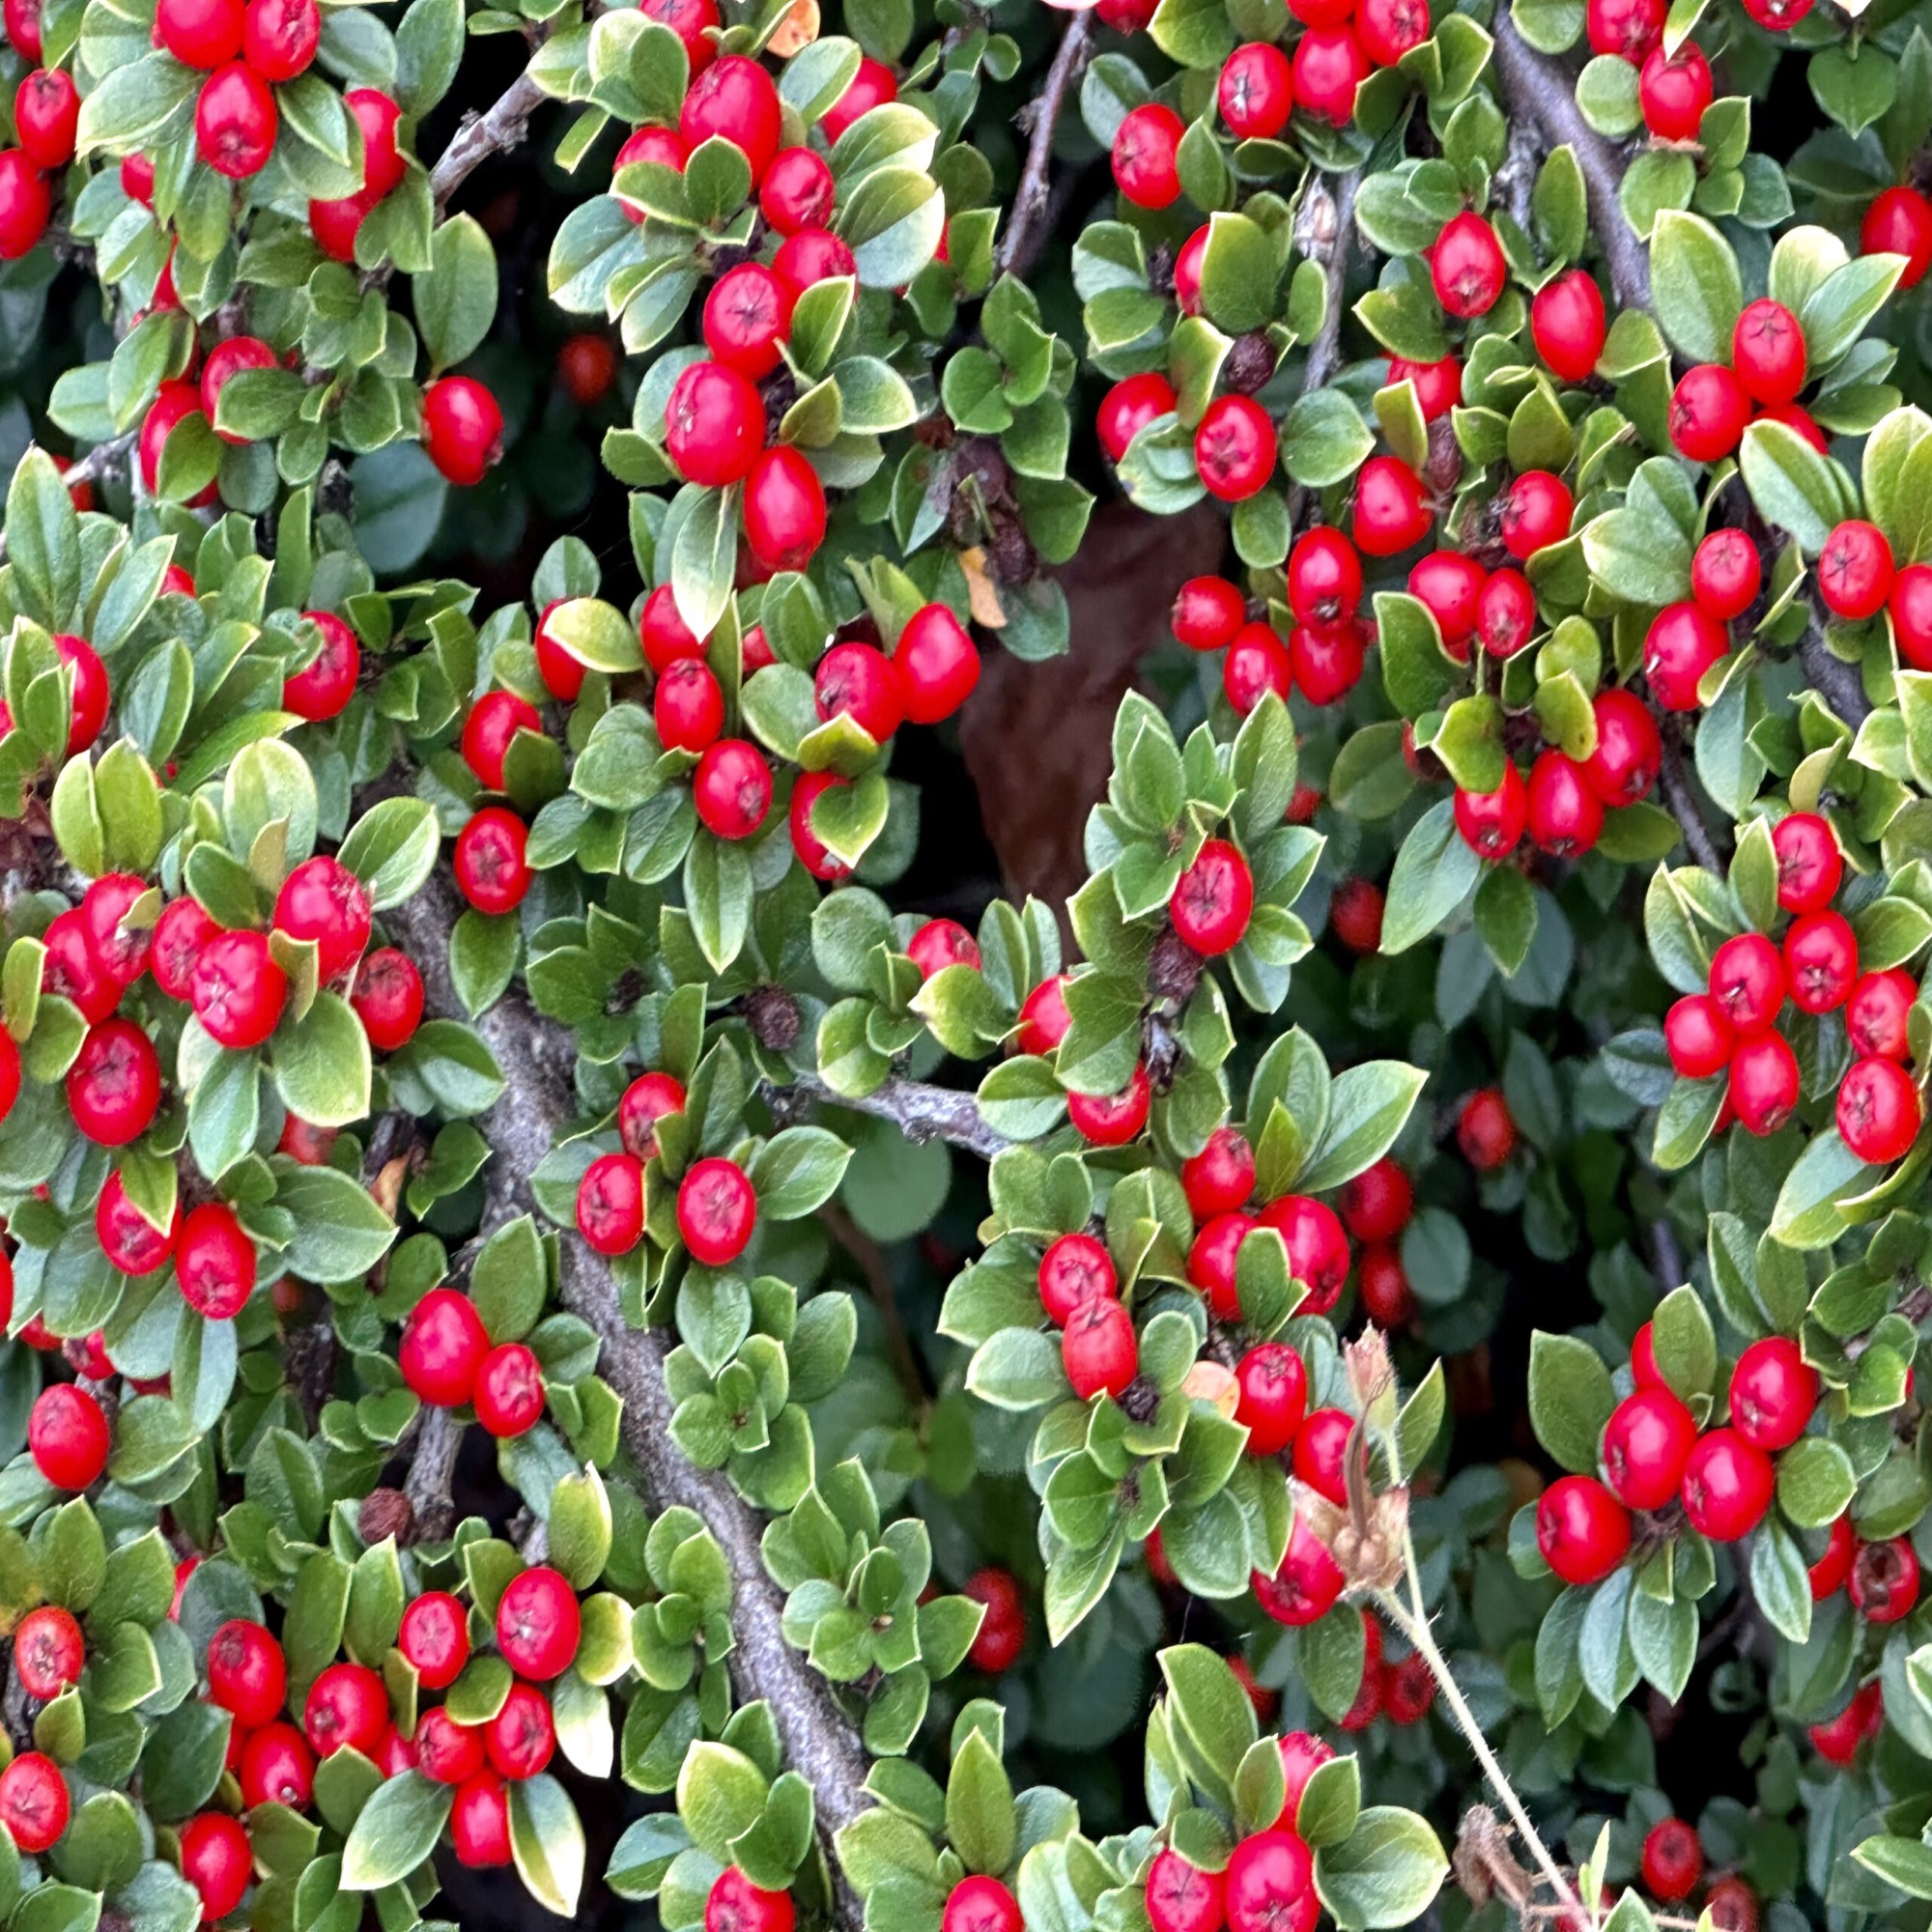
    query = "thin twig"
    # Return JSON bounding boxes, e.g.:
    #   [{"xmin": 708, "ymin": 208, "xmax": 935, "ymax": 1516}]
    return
[
  {"xmin": 1656, "ymin": 720, "xmax": 1723, "ymax": 874},
  {"xmin": 765, "ymin": 1070, "xmax": 1011, "ymax": 1162},
  {"xmin": 1300, "ymin": 169, "xmax": 1360, "ymax": 399},
  {"xmin": 996, "ymin": 12, "xmax": 1095, "ymax": 280},
  {"xmin": 1490, "ymin": 3, "xmax": 1650, "ymax": 311}
]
